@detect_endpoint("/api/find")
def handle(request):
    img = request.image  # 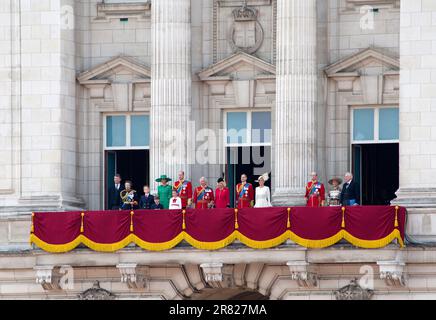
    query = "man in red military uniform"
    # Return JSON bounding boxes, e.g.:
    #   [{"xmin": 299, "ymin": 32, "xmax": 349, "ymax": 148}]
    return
[
  {"xmin": 236, "ymin": 174, "xmax": 254, "ymax": 209},
  {"xmin": 304, "ymin": 171, "xmax": 325, "ymax": 207},
  {"xmin": 173, "ymin": 170, "xmax": 193, "ymax": 209},
  {"xmin": 193, "ymin": 177, "xmax": 214, "ymax": 209}
]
